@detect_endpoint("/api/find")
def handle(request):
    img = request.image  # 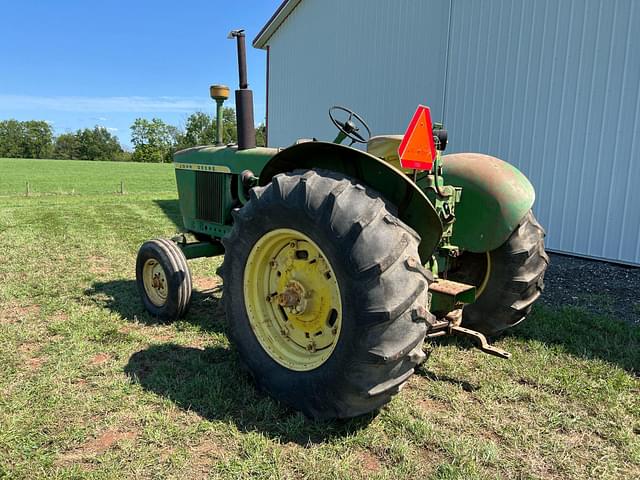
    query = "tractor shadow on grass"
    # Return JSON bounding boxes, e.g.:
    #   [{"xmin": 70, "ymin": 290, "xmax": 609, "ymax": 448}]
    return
[
  {"xmin": 153, "ymin": 199, "xmax": 183, "ymax": 230},
  {"xmin": 506, "ymin": 304, "xmax": 640, "ymax": 375},
  {"xmin": 84, "ymin": 279, "xmax": 227, "ymax": 335},
  {"xmin": 422, "ymin": 305, "xmax": 639, "ymax": 375},
  {"xmin": 415, "ymin": 364, "xmax": 480, "ymax": 392},
  {"xmin": 124, "ymin": 343, "xmax": 374, "ymax": 444},
  {"xmin": 88, "ymin": 278, "xmax": 374, "ymax": 442}
]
